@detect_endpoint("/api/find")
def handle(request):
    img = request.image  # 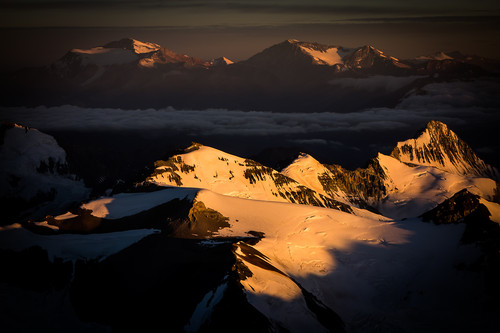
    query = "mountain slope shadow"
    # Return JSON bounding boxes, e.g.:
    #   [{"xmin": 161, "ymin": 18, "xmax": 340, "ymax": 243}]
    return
[
  {"xmin": 324, "ymin": 218, "xmax": 498, "ymax": 333},
  {"xmin": 70, "ymin": 232, "xmax": 300, "ymax": 333}
]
